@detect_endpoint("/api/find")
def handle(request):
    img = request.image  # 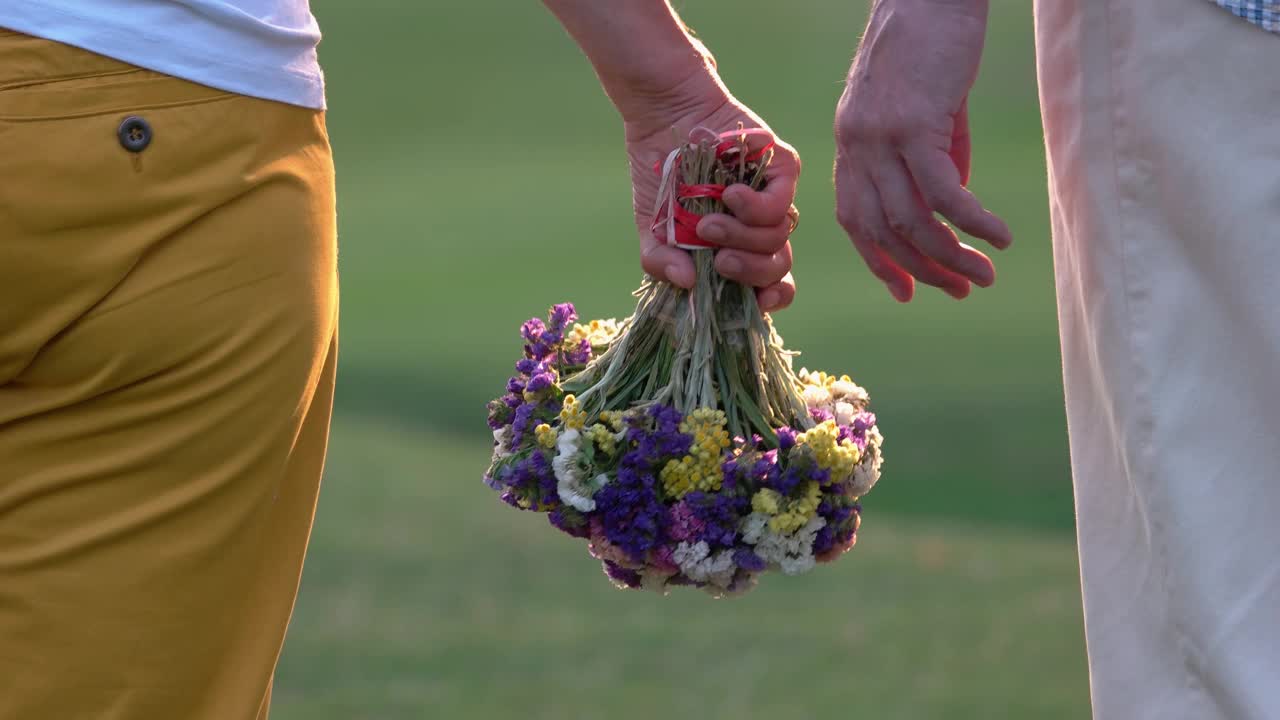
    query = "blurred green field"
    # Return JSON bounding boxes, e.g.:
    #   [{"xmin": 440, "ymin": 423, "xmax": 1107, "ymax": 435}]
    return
[{"xmin": 275, "ymin": 1, "xmax": 1089, "ymax": 717}]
